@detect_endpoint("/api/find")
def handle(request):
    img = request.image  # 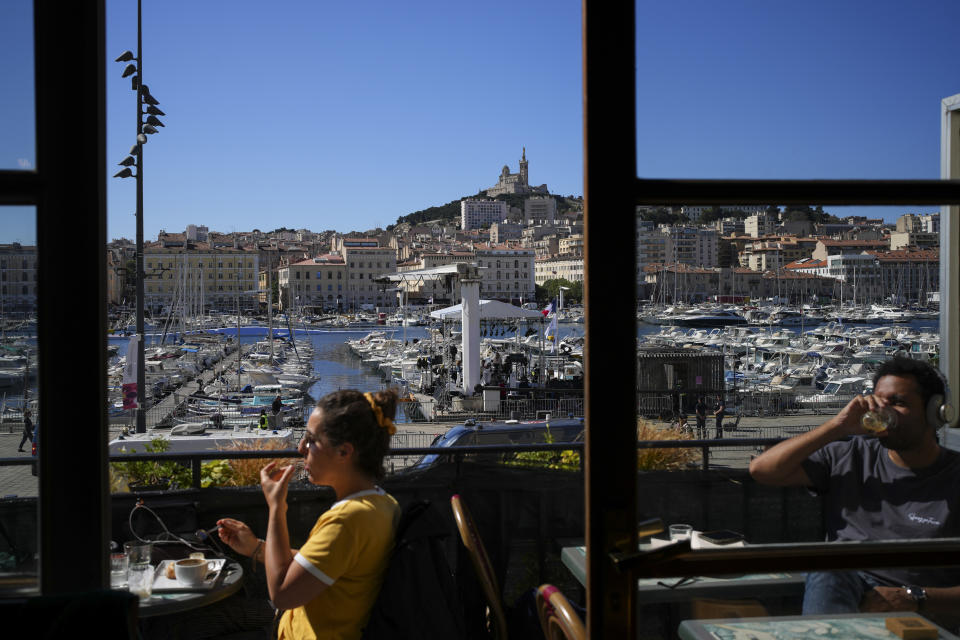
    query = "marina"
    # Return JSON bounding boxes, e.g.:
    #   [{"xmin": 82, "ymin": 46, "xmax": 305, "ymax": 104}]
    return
[{"xmin": 0, "ymin": 300, "xmax": 943, "ymax": 435}]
